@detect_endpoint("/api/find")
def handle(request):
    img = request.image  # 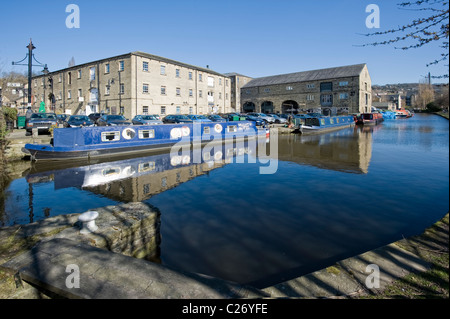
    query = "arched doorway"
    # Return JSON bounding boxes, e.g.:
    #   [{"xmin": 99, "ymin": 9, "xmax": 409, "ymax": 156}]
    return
[
  {"xmin": 243, "ymin": 102, "xmax": 256, "ymax": 113},
  {"xmin": 261, "ymin": 101, "xmax": 274, "ymax": 114},
  {"xmin": 282, "ymin": 100, "xmax": 299, "ymax": 114}
]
